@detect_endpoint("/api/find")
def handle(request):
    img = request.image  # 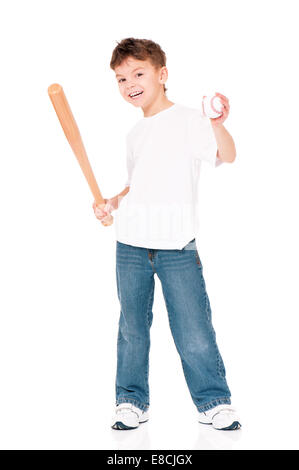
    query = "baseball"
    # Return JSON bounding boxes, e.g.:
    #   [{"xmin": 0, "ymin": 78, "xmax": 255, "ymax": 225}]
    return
[{"xmin": 202, "ymin": 94, "xmax": 224, "ymax": 119}]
